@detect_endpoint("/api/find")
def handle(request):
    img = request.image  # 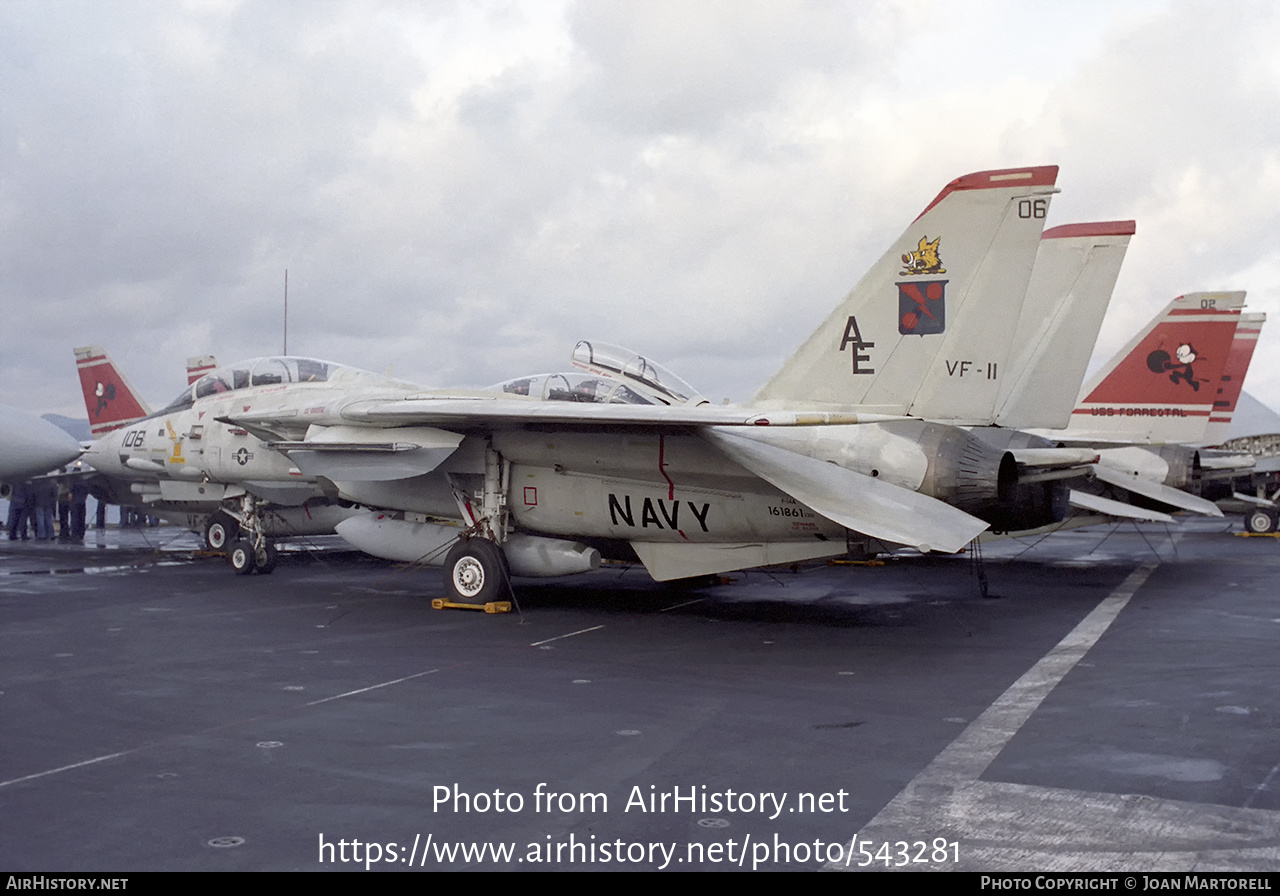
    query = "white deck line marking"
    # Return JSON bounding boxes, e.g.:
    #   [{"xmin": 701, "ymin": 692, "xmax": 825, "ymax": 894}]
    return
[
  {"xmin": 1, "ymin": 669, "xmax": 444, "ymax": 788},
  {"xmin": 659, "ymin": 598, "xmax": 706, "ymax": 612},
  {"xmin": 0, "ymin": 750, "xmax": 139, "ymax": 789},
  {"xmin": 1245, "ymin": 757, "xmax": 1280, "ymax": 810},
  {"xmin": 532, "ymin": 627, "xmax": 606, "ymax": 647},
  {"xmin": 830, "ymin": 559, "xmax": 1280, "ymax": 871},
  {"xmin": 924, "ymin": 562, "xmax": 1158, "ymax": 779},
  {"xmin": 305, "ymin": 668, "xmax": 441, "ymax": 706}
]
